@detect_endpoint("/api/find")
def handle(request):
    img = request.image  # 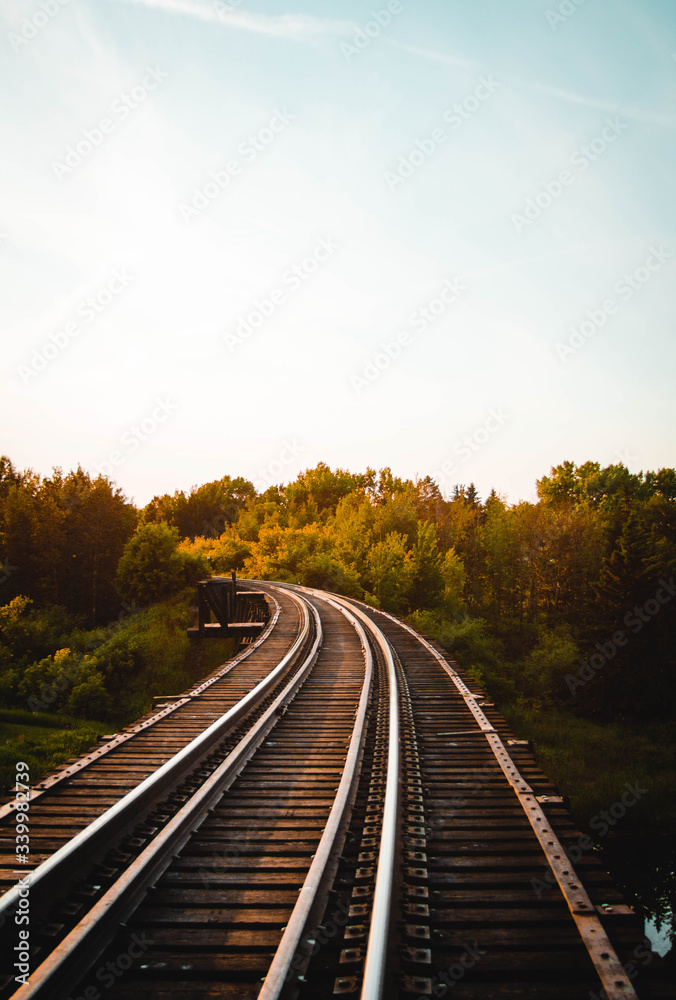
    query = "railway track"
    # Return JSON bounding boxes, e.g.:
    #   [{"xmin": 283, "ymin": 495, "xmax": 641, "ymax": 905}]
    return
[{"xmin": 0, "ymin": 582, "xmax": 671, "ymax": 1000}]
